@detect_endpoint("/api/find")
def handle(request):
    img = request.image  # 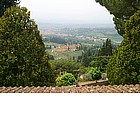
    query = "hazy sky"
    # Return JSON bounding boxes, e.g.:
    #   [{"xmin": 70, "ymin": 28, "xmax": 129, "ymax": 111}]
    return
[{"xmin": 20, "ymin": 0, "xmax": 114, "ymax": 24}]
